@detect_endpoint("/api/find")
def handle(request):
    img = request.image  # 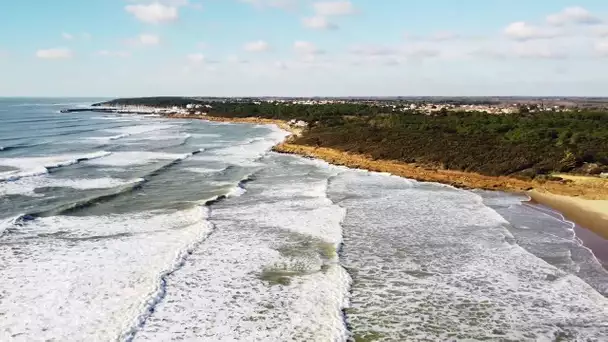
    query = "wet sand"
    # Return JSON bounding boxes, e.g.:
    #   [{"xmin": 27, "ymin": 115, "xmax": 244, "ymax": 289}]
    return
[
  {"xmin": 573, "ymin": 224, "xmax": 608, "ymax": 267},
  {"xmin": 528, "ymin": 190, "xmax": 608, "ymax": 241}
]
